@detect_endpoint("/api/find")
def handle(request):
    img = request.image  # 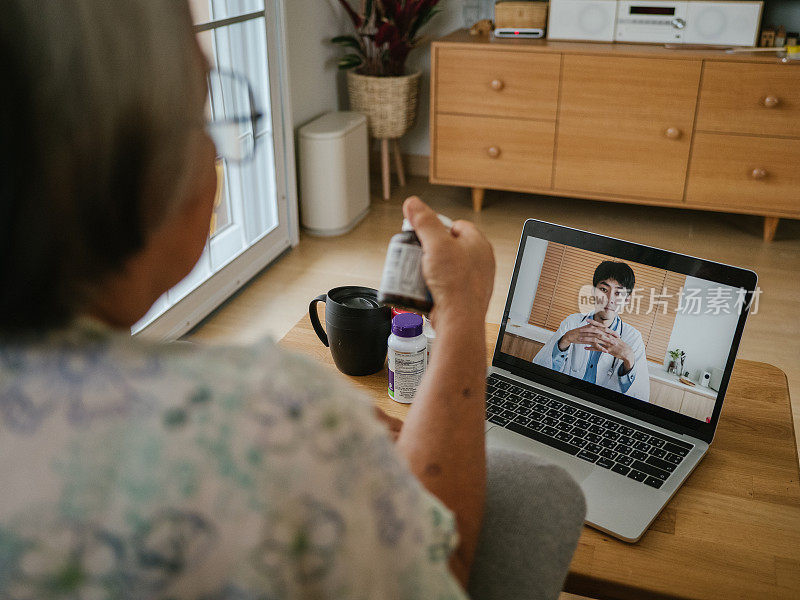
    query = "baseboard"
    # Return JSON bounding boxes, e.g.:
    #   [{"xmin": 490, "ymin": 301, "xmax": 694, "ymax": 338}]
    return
[{"xmin": 369, "ymin": 149, "xmax": 429, "ymax": 178}]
